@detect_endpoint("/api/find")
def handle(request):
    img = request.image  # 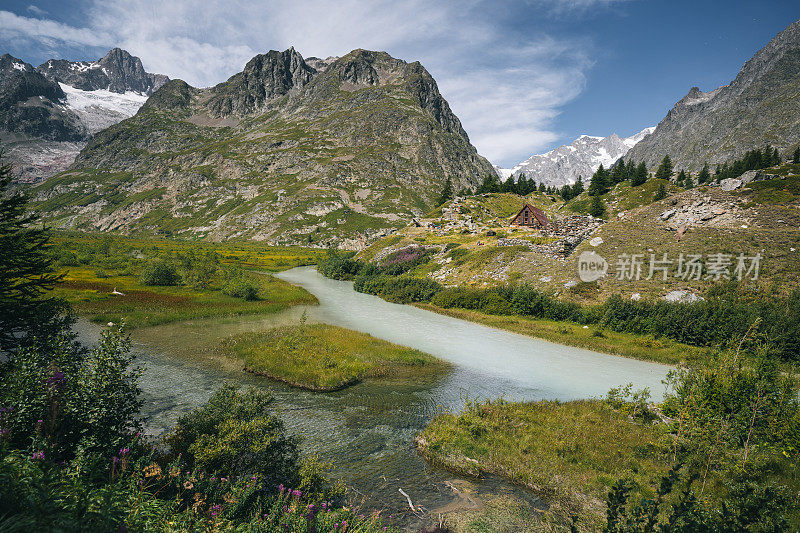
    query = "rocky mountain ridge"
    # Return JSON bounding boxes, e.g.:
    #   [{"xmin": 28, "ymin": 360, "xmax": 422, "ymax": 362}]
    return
[
  {"xmin": 33, "ymin": 48, "xmax": 494, "ymax": 247},
  {"xmin": 37, "ymin": 48, "xmax": 168, "ymax": 96},
  {"xmin": 496, "ymin": 127, "xmax": 655, "ymax": 187},
  {"xmin": 625, "ymin": 18, "xmax": 800, "ymax": 171},
  {"xmin": 0, "ymin": 49, "xmax": 167, "ymax": 182}
]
